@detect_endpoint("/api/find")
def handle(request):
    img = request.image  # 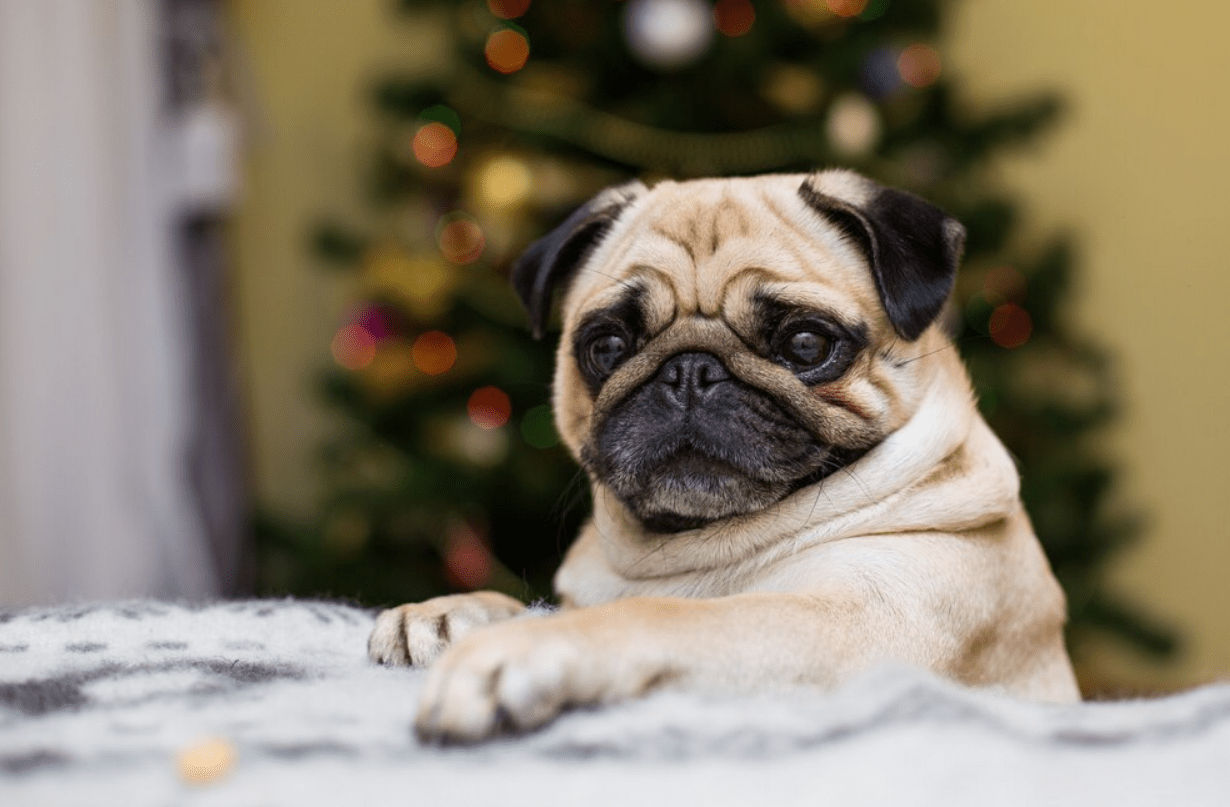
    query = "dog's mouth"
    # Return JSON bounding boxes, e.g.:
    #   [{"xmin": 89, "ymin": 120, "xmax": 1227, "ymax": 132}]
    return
[
  {"xmin": 625, "ymin": 443, "xmax": 866, "ymax": 533},
  {"xmin": 638, "ymin": 510, "xmax": 709, "ymax": 534},
  {"xmin": 634, "ymin": 448, "xmax": 782, "ymax": 530},
  {"xmin": 586, "ymin": 370, "xmax": 852, "ymax": 533}
]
